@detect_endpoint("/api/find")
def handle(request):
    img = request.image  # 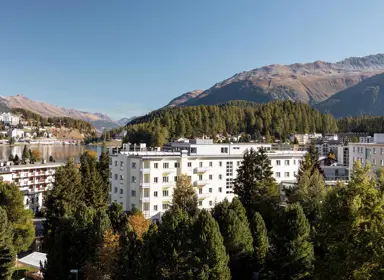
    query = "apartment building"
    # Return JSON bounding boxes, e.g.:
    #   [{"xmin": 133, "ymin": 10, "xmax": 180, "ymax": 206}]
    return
[
  {"xmin": 109, "ymin": 140, "xmax": 305, "ymax": 221},
  {"xmin": 0, "ymin": 112, "xmax": 20, "ymax": 126},
  {"xmin": 349, "ymin": 134, "xmax": 384, "ymax": 173},
  {"xmin": 0, "ymin": 162, "xmax": 64, "ymax": 214}
]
